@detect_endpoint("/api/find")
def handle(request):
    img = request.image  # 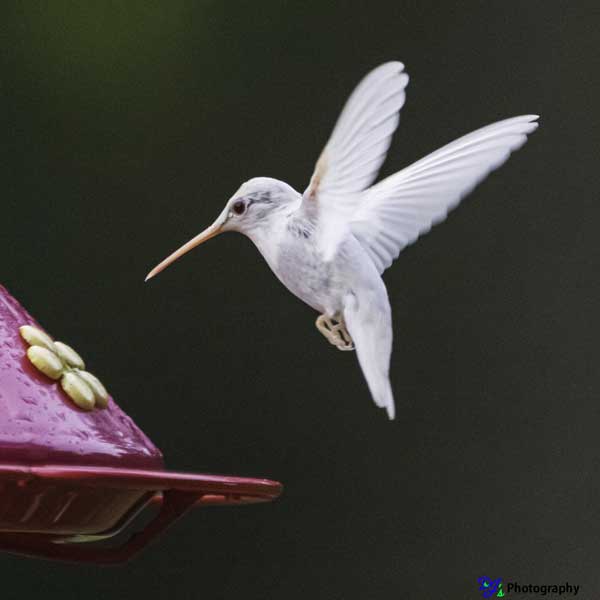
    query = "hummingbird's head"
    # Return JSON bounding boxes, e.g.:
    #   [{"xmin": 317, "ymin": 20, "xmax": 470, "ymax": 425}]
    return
[
  {"xmin": 220, "ymin": 177, "xmax": 299, "ymax": 234},
  {"xmin": 145, "ymin": 177, "xmax": 300, "ymax": 281}
]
